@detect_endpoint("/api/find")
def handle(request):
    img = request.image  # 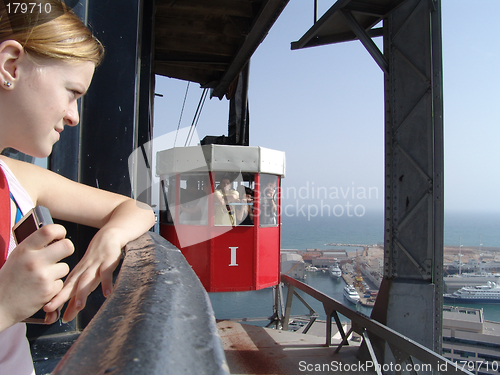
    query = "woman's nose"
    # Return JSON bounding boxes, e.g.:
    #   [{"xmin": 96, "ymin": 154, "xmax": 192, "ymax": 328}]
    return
[{"xmin": 64, "ymin": 101, "xmax": 80, "ymax": 127}]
